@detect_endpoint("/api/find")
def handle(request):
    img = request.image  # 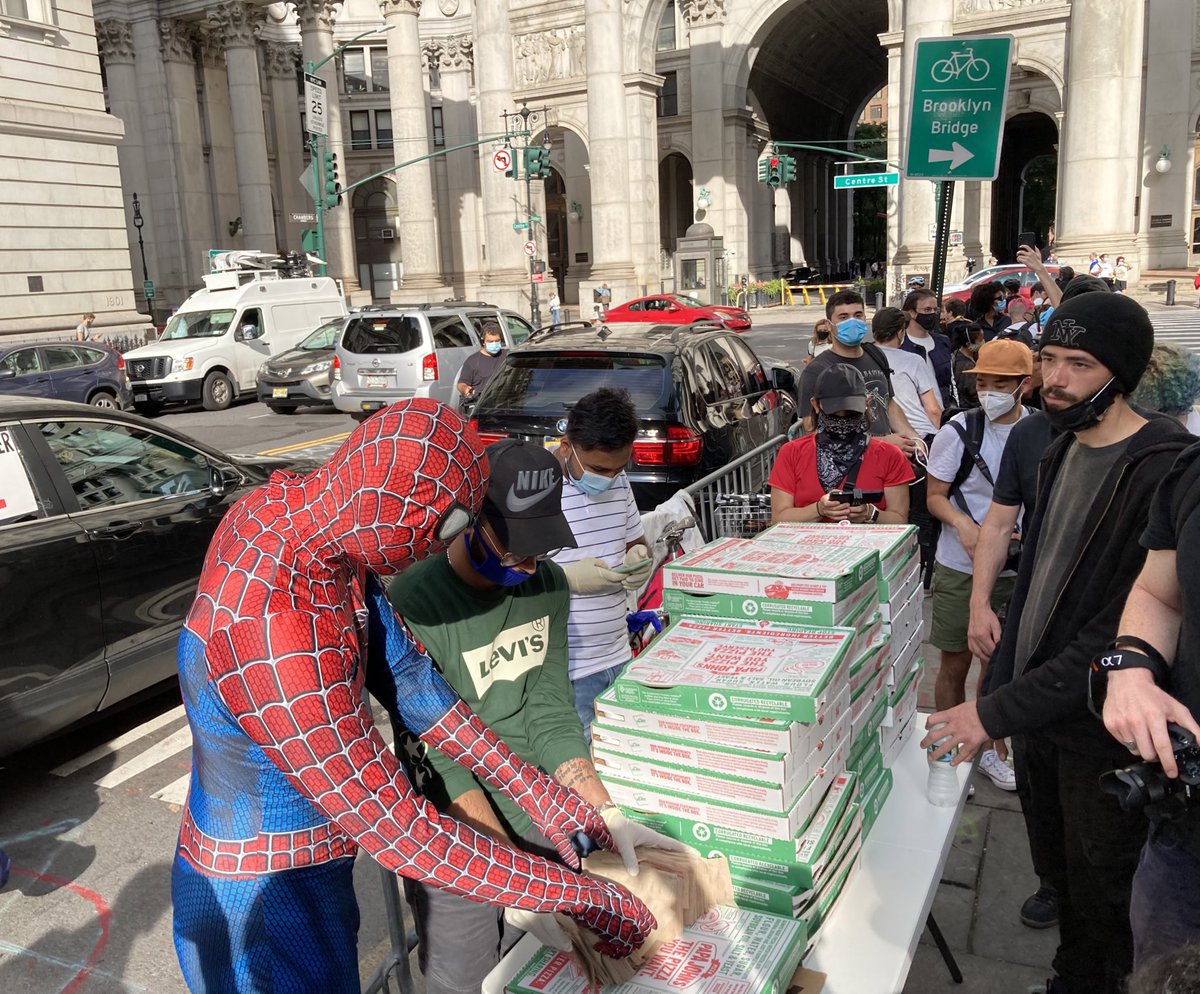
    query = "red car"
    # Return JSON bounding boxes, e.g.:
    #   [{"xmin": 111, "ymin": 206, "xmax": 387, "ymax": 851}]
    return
[
  {"xmin": 941, "ymin": 264, "xmax": 1061, "ymax": 304},
  {"xmin": 604, "ymin": 294, "xmax": 752, "ymax": 332}
]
